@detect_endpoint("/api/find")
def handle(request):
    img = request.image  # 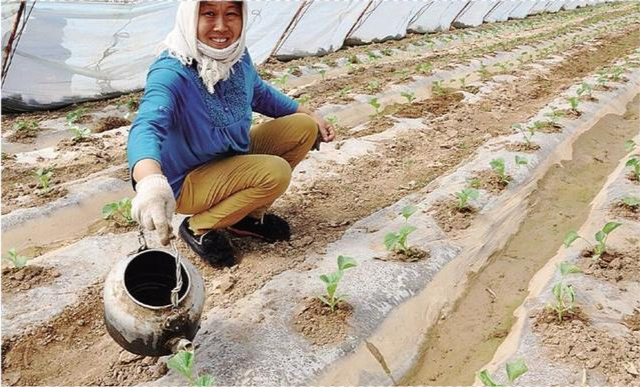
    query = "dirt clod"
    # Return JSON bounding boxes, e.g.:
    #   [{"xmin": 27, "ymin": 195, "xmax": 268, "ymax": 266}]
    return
[
  {"xmin": 1, "ymin": 265, "xmax": 60, "ymax": 294},
  {"xmin": 293, "ymin": 297, "xmax": 353, "ymax": 346}
]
